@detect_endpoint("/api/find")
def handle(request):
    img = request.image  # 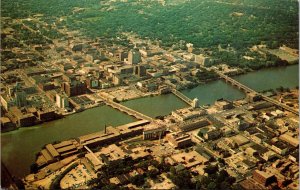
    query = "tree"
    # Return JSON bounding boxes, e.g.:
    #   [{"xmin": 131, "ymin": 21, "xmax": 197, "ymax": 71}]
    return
[
  {"xmin": 150, "ymin": 160, "xmax": 159, "ymax": 167},
  {"xmin": 130, "ymin": 175, "xmax": 145, "ymax": 186},
  {"xmin": 198, "ymin": 175, "xmax": 210, "ymax": 187},
  {"xmin": 220, "ymin": 181, "xmax": 232, "ymax": 190},
  {"xmin": 204, "ymin": 164, "xmax": 218, "ymax": 175},
  {"xmin": 170, "ymin": 166, "xmax": 176, "ymax": 175},
  {"xmin": 101, "ymin": 184, "xmax": 121, "ymax": 190},
  {"xmin": 169, "ymin": 169, "xmax": 194, "ymax": 189},
  {"xmin": 207, "ymin": 182, "xmax": 217, "ymax": 190},
  {"xmin": 217, "ymin": 158, "xmax": 225, "ymax": 165},
  {"xmin": 30, "ymin": 163, "xmax": 39, "ymax": 173},
  {"xmin": 147, "ymin": 169, "xmax": 159, "ymax": 179},
  {"xmin": 226, "ymin": 176, "xmax": 236, "ymax": 184},
  {"xmin": 216, "ymin": 170, "xmax": 229, "ymax": 183}
]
